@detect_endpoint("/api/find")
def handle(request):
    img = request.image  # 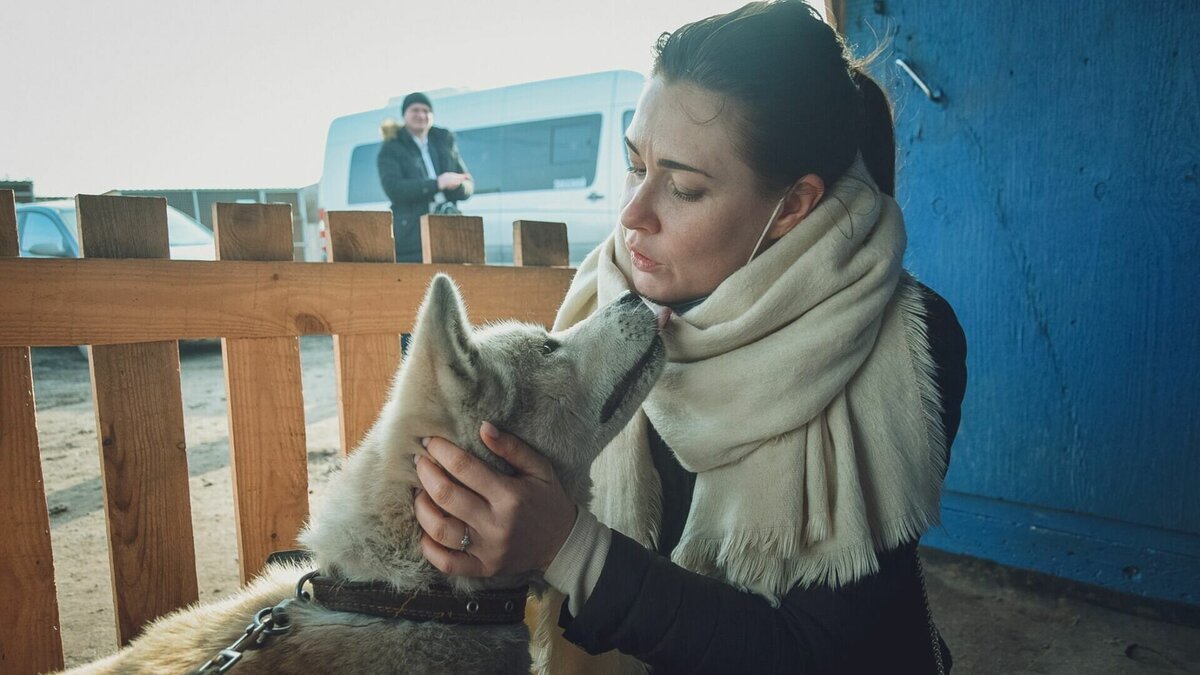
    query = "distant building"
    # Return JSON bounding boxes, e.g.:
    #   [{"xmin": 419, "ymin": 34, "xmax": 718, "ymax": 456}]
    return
[{"xmin": 0, "ymin": 180, "xmax": 35, "ymax": 203}]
